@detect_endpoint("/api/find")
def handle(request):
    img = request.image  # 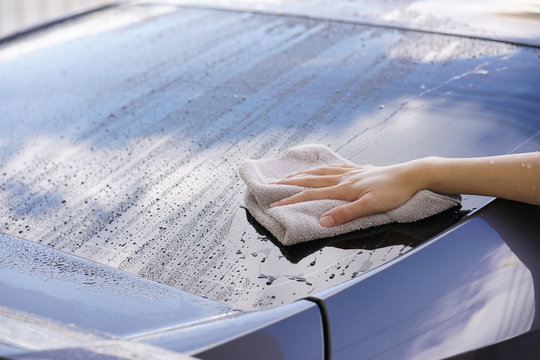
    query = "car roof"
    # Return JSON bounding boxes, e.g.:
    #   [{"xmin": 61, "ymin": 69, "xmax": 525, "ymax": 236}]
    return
[{"xmin": 1, "ymin": 1, "xmax": 539, "ymax": 311}]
